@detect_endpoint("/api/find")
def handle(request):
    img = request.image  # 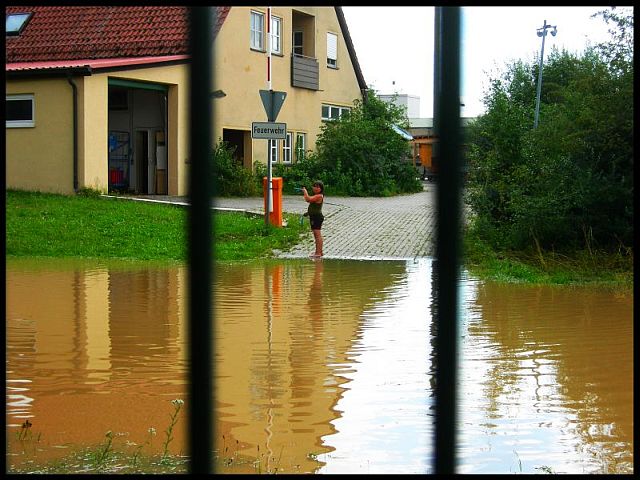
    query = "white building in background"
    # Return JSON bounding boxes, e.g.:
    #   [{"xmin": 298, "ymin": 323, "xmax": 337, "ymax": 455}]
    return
[{"xmin": 377, "ymin": 93, "xmax": 421, "ymax": 119}]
